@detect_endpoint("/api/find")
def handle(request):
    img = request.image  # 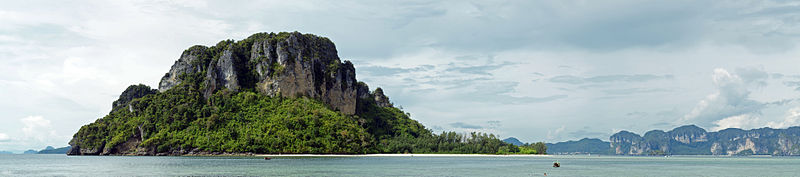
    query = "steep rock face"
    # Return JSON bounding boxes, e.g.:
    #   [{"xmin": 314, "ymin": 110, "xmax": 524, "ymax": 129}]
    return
[
  {"xmin": 643, "ymin": 130, "xmax": 670, "ymax": 153},
  {"xmin": 372, "ymin": 88, "xmax": 393, "ymax": 108},
  {"xmin": 610, "ymin": 131, "xmax": 645, "ymax": 155},
  {"xmin": 669, "ymin": 125, "xmax": 708, "ymax": 144},
  {"xmin": 204, "ymin": 47, "xmax": 240, "ymax": 98},
  {"xmin": 250, "ymin": 33, "xmax": 359, "ymax": 114},
  {"xmin": 154, "ymin": 32, "xmax": 388, "ymax": 115},
  {"xmin": 158, "ymin": 46, "xmax": 208, "ymax": 92}
]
